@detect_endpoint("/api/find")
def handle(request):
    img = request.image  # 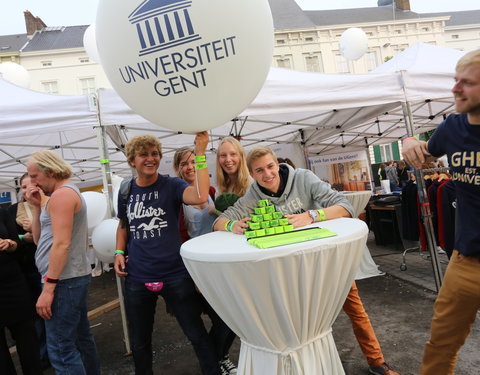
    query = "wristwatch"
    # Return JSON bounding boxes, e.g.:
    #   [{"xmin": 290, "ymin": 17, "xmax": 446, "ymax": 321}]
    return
[{"xmin": 307, "ymin": 210, "xmax": 318, "ymax": 223}]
